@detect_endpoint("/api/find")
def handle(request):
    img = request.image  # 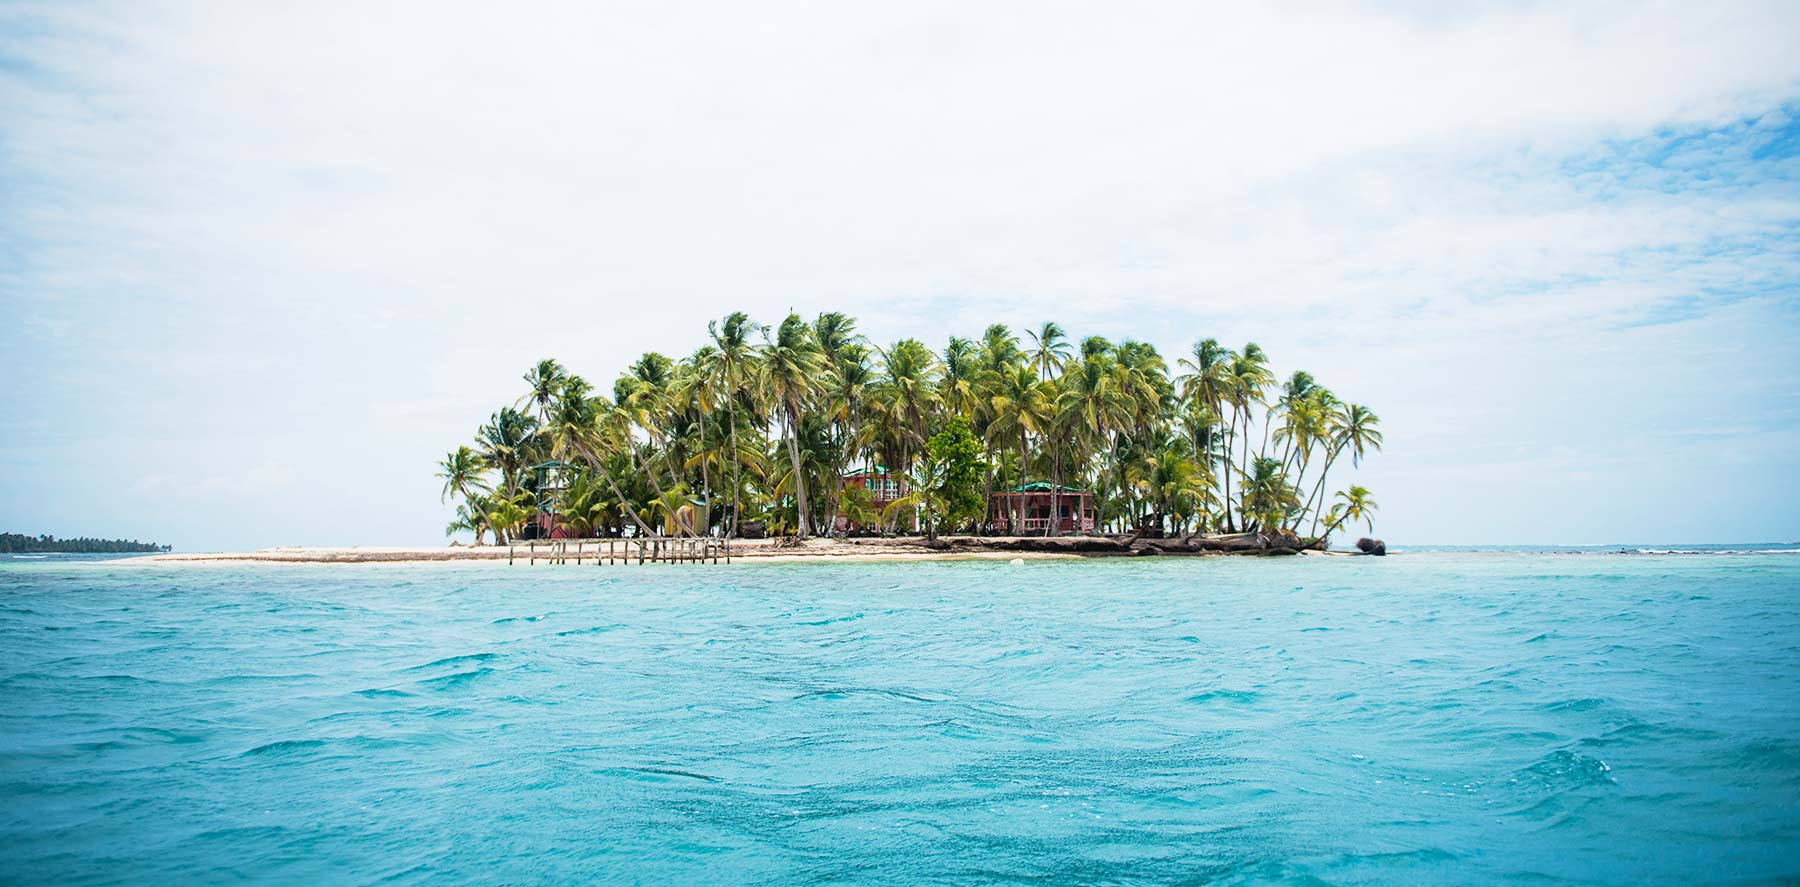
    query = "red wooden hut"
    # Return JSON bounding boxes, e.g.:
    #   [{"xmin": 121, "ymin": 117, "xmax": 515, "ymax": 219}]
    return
[
  {"xmin": 836, "ymin": 466, "xmax": 909, "ymax": 532},
  {"xmin": 988, "ymin": 483, "xmax": 1096, "ymax": 534}
]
